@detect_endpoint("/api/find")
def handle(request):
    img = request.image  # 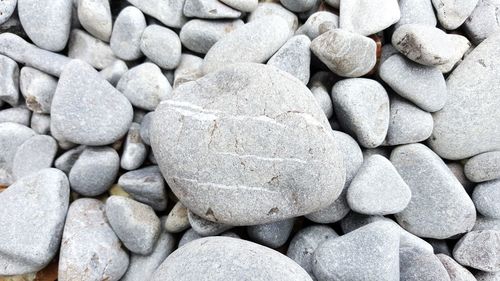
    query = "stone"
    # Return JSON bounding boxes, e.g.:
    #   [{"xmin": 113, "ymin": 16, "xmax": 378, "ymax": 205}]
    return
[
  {"xmin": 331, "ymin": 78, "xmax": 390, "ymax": 148},
  {"xmin": 68, "ymin": 29, "xmax": 117, "ymax": 70},
  {"xmin": 50, "ymin": 60, "xmax": 133, "ymax": 145},
  {"xmin": 0, "ymin": 169, "xmax": 69, "ymax": 275},
  {"xmin": 280, "ymin": 0, "xmax": 317, "ymax": 13},
  {"xmin": 0, "ymin": 54, "xmax": 19, "ymax": 106},
  {"xmin": 311, "ymin": 29, "xmax": 377, "ymax": 77},
  {"xmin": 306, "ymin": 131, "xmax": 363, "ymax": 223},
  {"xmin": 248, "ymin": 2, "xmax": 298, "ymax": 33},
  {"xmin": 465, "ymin": 151, "xmax": 500, "ymax": 182},
  {"xmin": 128, "ymin": 0, "xmax": 186, "ymax": 28},
  {"xmin": 152, "ymin": 237, "xmax": 313, "ymax": 281},
  {"xmin": 437, "ymin": 34, "xmax": 472, "ymax": 74},
  {"xmin": 106, "ymin": 196, "xmax": 161, "ymax": 255},
  {"xmin": 473, "ymin": 216, "xmax": 500, "ymax": 231},
  {"xmin": 464, "ymin": 0, "xmax": 500, "ymax": 45},
  {"xmin": 347, "ymin": 155, "xmax": 411, "ymax": 215},
  {"xmin": 165, "ymin": 201, "xmax": 190, "ymax": 233},
  {"xmin": 448, "ymin": 162, "xmax": 475, "ymax": 194},
  {"xmin": 247, "ymin": 218, "xmax": 295, "ymax": 248},
  {"xmin": 118, "ymin": 165, "xmax": 168, "ymax": 211},
  {"xmin": 140, "ymin": 25, "xmax": 182, "ymax": 70},
  {"xmin": 30, "ymin": 113, "xmax": 50, "ymax": 134},
  {"xmin": 54, "ymin": 145, "xmax": 85, "ymax": 174},
  {"xmin": 453, "ymin": 230, "xmax": 500, "ymax": 272},
  {"xmin": 180, "ymin": 19, "xmax": 244, "ymax": 54},
  {"xmin": 287, "ymin": 225, "xmax": 338, "ymax": 280},
  {"xmin": 428, "ymin": 32, "xmax": 500, "ymax": 160},
  {"xmin": 188, "ymin": 210, "xmax": 232, "ymax": 236},
  {"xmin": 309, "ymin": 77, "xmax": 334, "ymax": 119},
  {"xmin": 296, "ymin": 11, "xmax": 338, "ymax": 40},
  {"xmin": 69, "ymin": 146, "xmax": 120, "ymax": 196},
  {"xmin": 183, "ymin": 0, "xmax": 241, "ymax": 19},
  {"xmin": 392, "ymin": 24, "xmax": 455, "ymax": 66},
  {"xmin": 395, "ymin": 0, "xmax": 437, "ymax": 29},
  {"xmin": 473, "ymin": 179, "xmax": 500, "ymax": 219},
  {"xmin": 340, "ymin": 0, "xmax": 400, "ymax": 36},
  {"xmin": 202, "ymin": 16, "xmax": 290, "ymax": 74},
  {"xmin": 400, "ymin": 247, "xmax": 451, "ymax": 281},
  {"xmin": 140, "ymin": 112, "xmax": 154, "ymax": 145},
  {"xmin": 384, "ymin": 95, "xmax": 434, "ymax": 145},
  {"xmin": 150, "ymin": 63, "xmax": 345, "ymax": 225},
  {"xmin": 313, "ymin": 221, "xmax": 400, "ymax": 281},
  {"xmin": 0, "ymin": 123, "xmax": 35, "ymax": 185},
  {"xmin": 77, "ymin": 0, "xmax": 112, "ymax": 42},
  {"xmin": 17, "ymin": 0, "xmax": 72, "ymax": 51},
  {"xmin": 476, "ymin": 272, "xmax": 500, "ymax": 281},
  {"xmin": 173, "ymin": 54, "xmax": 204, "ymax": 88},
  {"xmin": 110, "ymin": 6, "xmax": 146, "ymax": 61},
  {"xmin": 432, "ymin": 0, "xmax": 479, "ymax": 30},
  {"xmin": 391, "ymin": 143, "xmax": 477, "ymax": 239},
  {"xmin": 117, "ymin": 63, "xmax": 172, "ymax": 111},
  {"xmin": 437, "ymin": 254, "xmax": 477, "ymax": 281},
  {"xmin": 220, "ymin": 0, "xmax": 257, "ymax": 12},
  {"xmin": 267, "ymin": 35, "xmax": 311, "ymax": 84},
  {"xmin": 20, "ymin": 66, "xmax": 57, "ymax": 113},
  {"xmin": 0, "ymin": 0, "xmax": 16, "ymax": 25},
  {"xmin": 59, "ymin": 199, "xmax": 129, "ymax": 281},
  {"xmin": 0, "ymin": 107, "xmax": 31, "ymax": 126},
  {"xmin": 12, "ymin": 135, "xmax": 57, "ymax": 180},
  {"xmin": 99, "ymin": 59, "xmax": 128, "ymax": 86},
  {"xmin": 379, "ymin": 53, "xmax": 447, "ymax": 112},
  {"xmin": 380, "ymin": 44, "xmax": 400, "ymax": 64},
  {"xmin": 121, "ymin": 122, "xmax": 148, "ymax": 170}
]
